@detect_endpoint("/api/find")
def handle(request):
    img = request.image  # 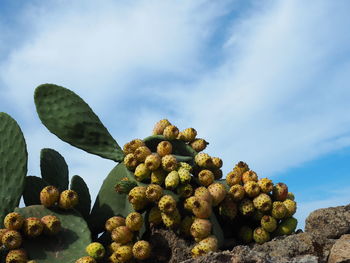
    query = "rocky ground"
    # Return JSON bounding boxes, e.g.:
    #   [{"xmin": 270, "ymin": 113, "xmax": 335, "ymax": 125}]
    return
[{"xmin": 146, "ymin": 204, "xmax": 350, "ymax": 263}]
